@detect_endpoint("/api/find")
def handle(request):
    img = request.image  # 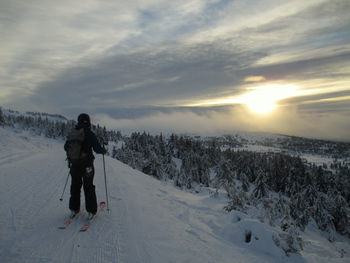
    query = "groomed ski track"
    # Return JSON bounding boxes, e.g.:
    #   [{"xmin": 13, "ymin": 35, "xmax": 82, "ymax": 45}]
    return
[
  {"xmin": 0, "ymin": 128, "xmax": 246, "ymax": 263},
  {"xmin": 1, "ymin": 127, "xmax": 349, "ymax": 263}
]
